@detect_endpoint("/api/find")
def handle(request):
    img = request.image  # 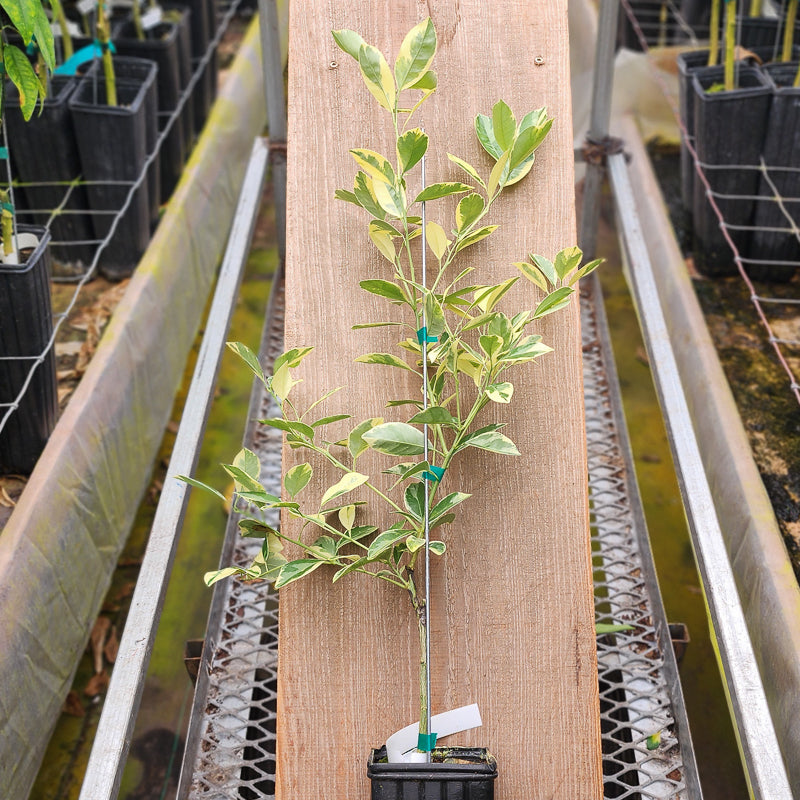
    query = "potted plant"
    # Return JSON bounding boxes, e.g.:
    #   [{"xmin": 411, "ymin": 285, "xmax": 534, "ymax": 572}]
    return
[
  {"xmin": 183, "ymin": 18, "xmax": 600, "ymax": 797},
  {"xmin": 689, "ymin": 0, "xmax": 773, "ymax": 275},
  {"xmin": 67, "ymin": 0, "xmax": 159, "ymax": 279}
]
